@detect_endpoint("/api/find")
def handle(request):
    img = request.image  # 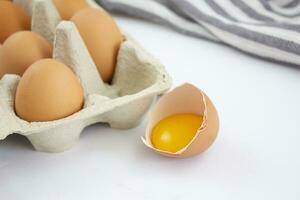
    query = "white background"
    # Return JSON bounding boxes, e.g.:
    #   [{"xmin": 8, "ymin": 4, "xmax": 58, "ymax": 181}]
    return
[{"xmin": 1, "ymin": 14, "xmax": 300, "ymax": 200}]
